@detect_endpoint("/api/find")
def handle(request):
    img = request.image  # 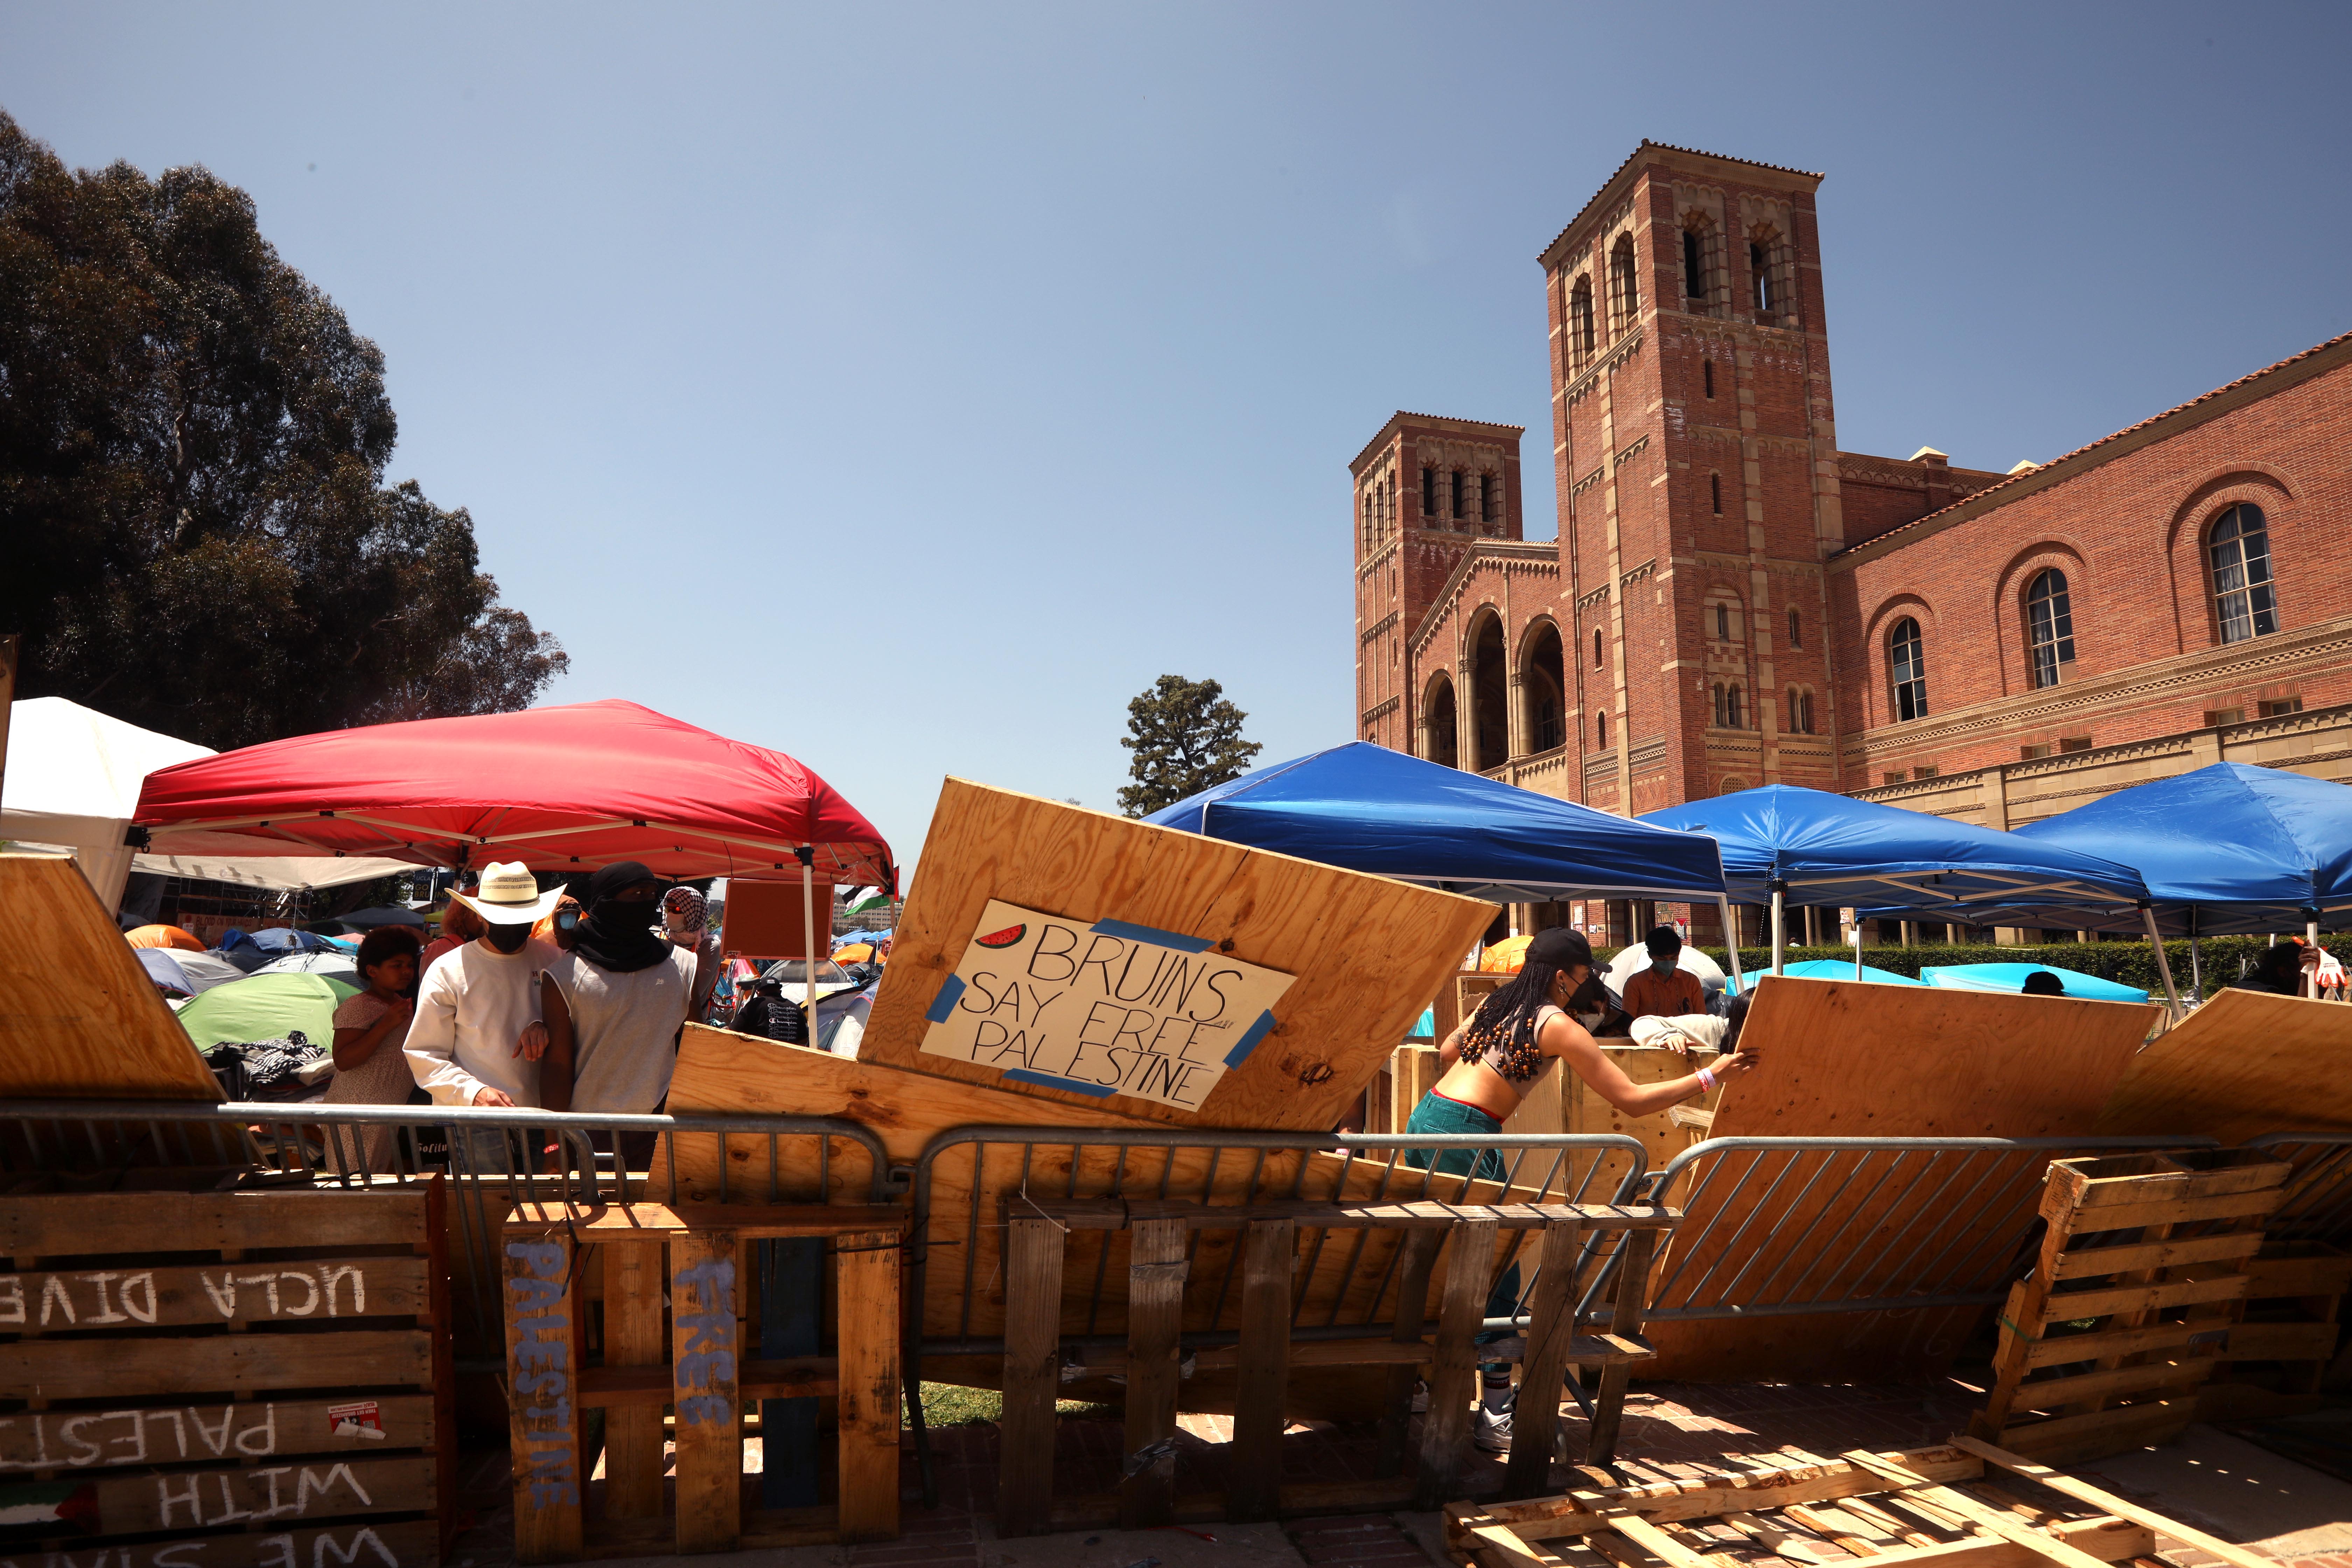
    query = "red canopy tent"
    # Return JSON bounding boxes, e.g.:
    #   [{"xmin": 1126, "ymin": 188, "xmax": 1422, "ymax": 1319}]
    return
[{"xmin": 133, "ymin": 699, "xmax": 895, "ymax": 891}]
